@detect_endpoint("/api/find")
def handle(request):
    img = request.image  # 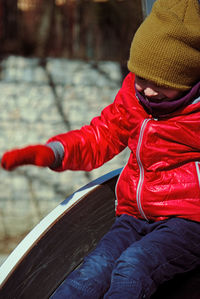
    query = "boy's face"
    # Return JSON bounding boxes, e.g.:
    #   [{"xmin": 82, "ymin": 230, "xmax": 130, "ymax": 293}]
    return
[{"xmin": 135, "ymin": 76, "xmax": 184, "ymax": 102}]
